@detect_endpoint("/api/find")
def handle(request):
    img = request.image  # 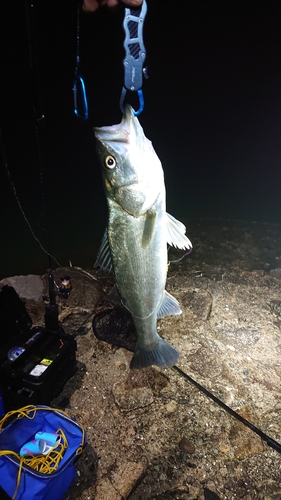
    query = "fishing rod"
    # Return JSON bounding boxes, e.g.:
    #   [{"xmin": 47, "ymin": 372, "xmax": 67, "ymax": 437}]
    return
[
  {"xmin": 1, "ymin": 2, "xmax": 75, "ymax": 329},
  {"xmin": 25, "ymin": 0, "xmax": 63, "ymax": 330},
  {"xmin": 24, "ymin": 0, "xmax": 50, "ymax": 266},
  {"xmin": 172, "ymin": 365, "xmax": 281, "ymax": 455}
]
